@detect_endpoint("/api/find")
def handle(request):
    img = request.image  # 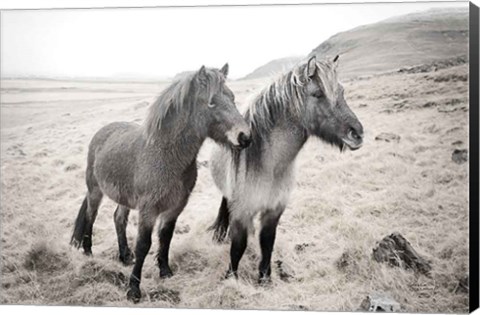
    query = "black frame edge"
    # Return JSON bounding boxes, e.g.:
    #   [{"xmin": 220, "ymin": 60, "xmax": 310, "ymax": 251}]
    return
[{"xmin": 470, "ymin": 1, "xmax": 480, "ymax": 313}]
